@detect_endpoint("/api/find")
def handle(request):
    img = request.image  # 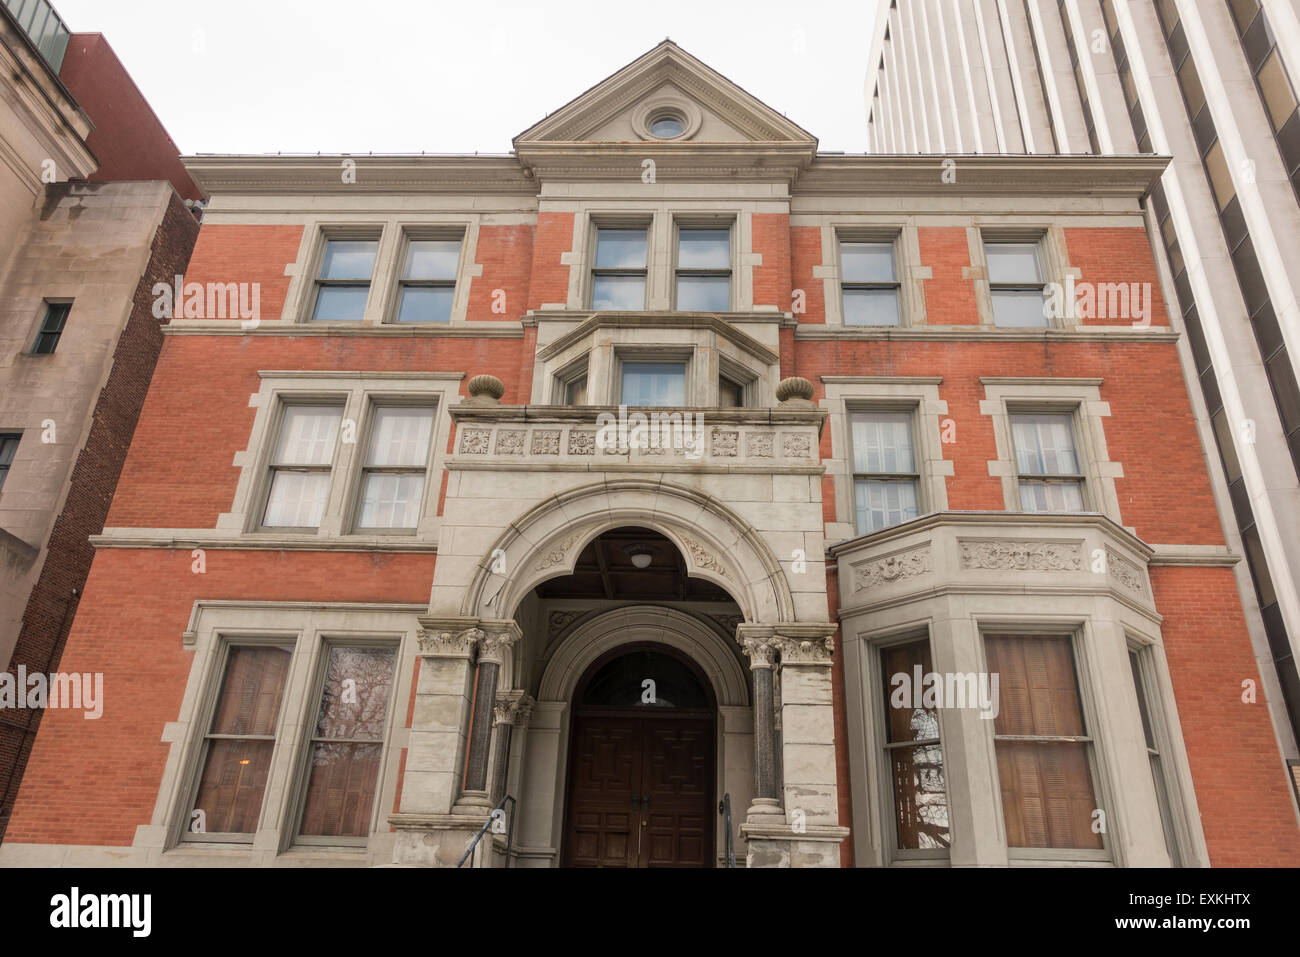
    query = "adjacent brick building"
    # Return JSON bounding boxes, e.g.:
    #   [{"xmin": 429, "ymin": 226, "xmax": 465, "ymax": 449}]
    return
[
  {"xmin": 0, "ymin": 1, "xmax": 200, "ymax": 835},
  {"xmin": 2, "ymin": 41, "xmax": 1296, "ymax": 867}
]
